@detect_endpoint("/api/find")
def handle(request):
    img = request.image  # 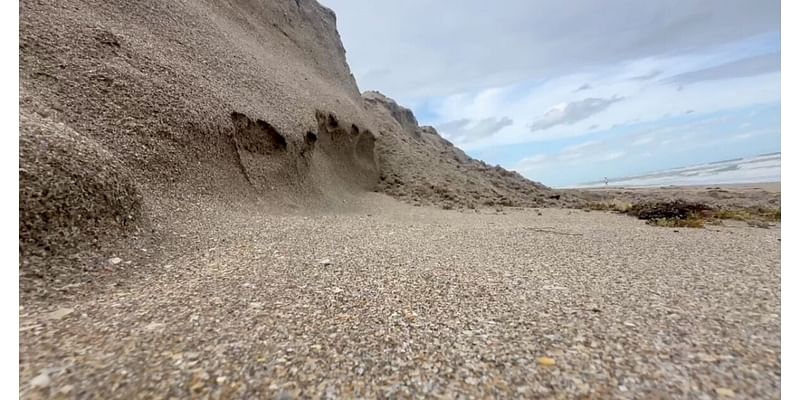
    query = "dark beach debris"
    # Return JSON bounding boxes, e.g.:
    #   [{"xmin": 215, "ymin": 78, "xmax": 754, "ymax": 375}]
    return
[{"xmin": 626, "ymin": 200, "xmax": 712, "ymax": 221}]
